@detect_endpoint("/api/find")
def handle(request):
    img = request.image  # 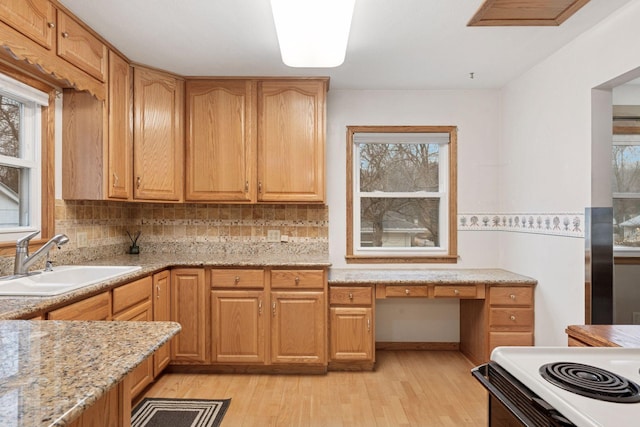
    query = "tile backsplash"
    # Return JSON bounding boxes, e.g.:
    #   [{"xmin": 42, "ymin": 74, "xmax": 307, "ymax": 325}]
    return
[{"xmin": 0, "ymin": 200, "xmax": 329, "ymax": 274}]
